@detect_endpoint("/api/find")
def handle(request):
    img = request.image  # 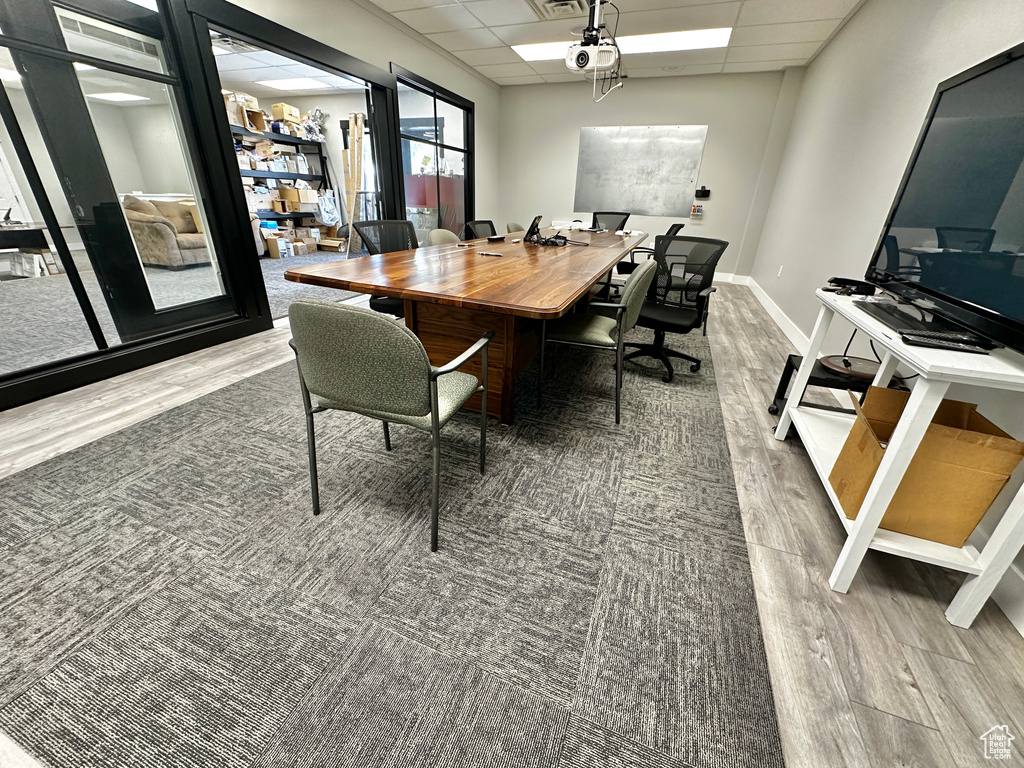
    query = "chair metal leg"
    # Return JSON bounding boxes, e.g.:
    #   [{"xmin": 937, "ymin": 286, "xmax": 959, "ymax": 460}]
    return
[
  {"xmin": 382, "ymin": 420, "xmax": 392, "ymax": 451},
  {"xmin": 538, "ymin": 320, "xmax": 546, "ymax": 406},
  {"xmin": 480, "ymin": 344, "xmax": 488, "ymax": 474},
  {"xmin": 615, "ymin": 318, "xmax": 624, "ymax": 424},
  {"xmin": 430, "ymin": 426, "xmax": 441, "ymax": 552},
  {"xmin": 303, "ymin": 407, "xmax": 320, "ymax": 516}
]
